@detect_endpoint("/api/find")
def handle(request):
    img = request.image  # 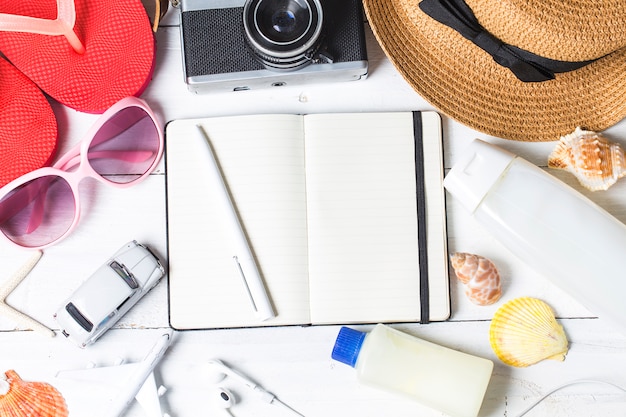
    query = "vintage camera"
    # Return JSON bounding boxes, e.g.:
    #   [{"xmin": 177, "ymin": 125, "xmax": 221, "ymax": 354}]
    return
[{"xmin": 179, "ymin": 0, "xmax": 369, "ymax": 93}]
